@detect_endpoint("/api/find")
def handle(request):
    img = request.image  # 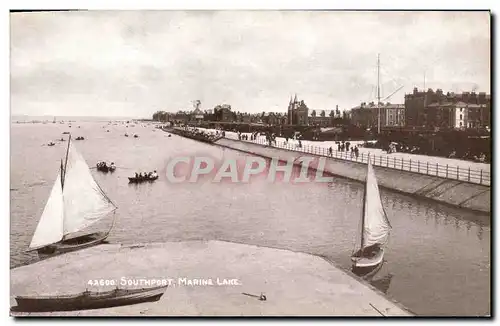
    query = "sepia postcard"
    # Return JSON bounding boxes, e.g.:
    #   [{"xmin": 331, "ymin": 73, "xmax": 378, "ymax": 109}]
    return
[{"xmin": 9, "ymin": 9, "xmax": 491, "ymax": 317}]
